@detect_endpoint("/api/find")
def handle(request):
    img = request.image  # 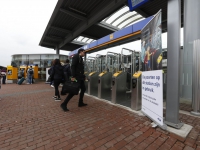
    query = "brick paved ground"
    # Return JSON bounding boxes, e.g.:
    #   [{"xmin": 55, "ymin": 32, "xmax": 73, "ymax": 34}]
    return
[{"xmin": 0, "ymin": 82, "xmax": 200, "ymax": 150}]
